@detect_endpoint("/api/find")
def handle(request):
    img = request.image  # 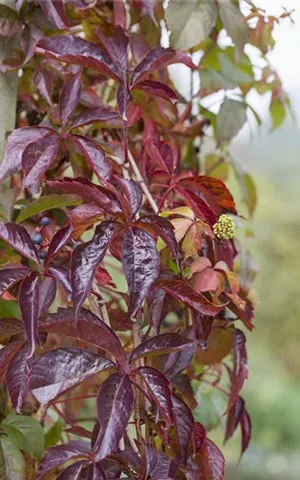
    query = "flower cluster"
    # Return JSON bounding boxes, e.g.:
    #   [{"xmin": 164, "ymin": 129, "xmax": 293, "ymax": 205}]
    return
[{"xmin": 213, "ymin": 214, "xmax": 235, "ymax": 240}]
